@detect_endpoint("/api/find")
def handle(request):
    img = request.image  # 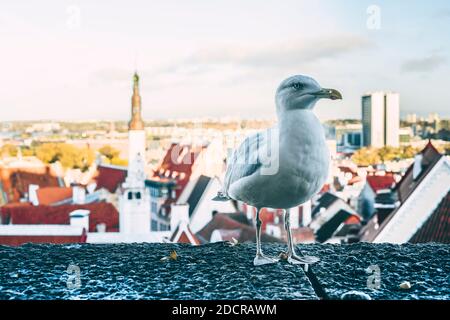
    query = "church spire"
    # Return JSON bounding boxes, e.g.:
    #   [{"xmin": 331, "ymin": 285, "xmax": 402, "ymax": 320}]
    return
[{"xmin": 129, "ymin": 72, "xmax": 144, "ymax": 130}]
